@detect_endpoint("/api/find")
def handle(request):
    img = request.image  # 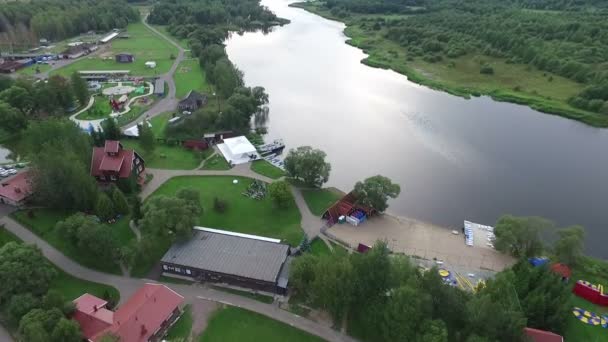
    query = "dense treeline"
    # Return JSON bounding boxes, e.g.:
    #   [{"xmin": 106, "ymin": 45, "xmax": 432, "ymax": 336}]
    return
[
  {"xmin": 291, "ymin": 242, "xmax": 571, "ymax": 342},
  {"xmin": 0, "ymin": 0, "xmax": 139, "ymax": 49},
  {"xmin": 319, "ymin": 0, "xmax": 608, "ymax": 114}
]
